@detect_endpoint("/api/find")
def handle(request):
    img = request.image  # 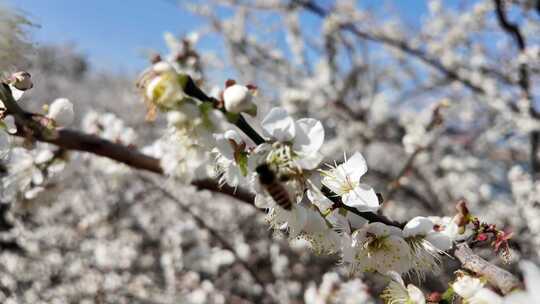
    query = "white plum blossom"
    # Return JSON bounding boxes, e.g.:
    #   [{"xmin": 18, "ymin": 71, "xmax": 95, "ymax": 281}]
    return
[
  {"xmin": 47, "ymin": 98, "xmax": 74, "ymax": 127},
  {"xmin": 403, "ymin": 217, "xmax": 453, "ymax": 250},
  {"xmin": 381, "ymin": 271, "xmax": 425, "ymax": 304},
  {"xmin": 223, "ymin": 84, "xmax": 257, "ymax": 115},
  {"xmin": 343, "ymin": 223, "xmax": 411, "ymax": 275},
  {"xmin": 7, "ymin": 71, "xmax": 32, "ymax": 101},
  {"xmin": 137, "ymin": 61, "xmax": 190, "ymax": 113},
  {"xmin": 452, "ymin": 275, "xmax": 503, "ymax": 304},
  {"xmin": 452, "ymin": 275, "xmax": 485, "ymax": 299},
  {"xmin": 144, "ymin": 103, "xmax": 223, "ymax": 183},
  {"xmin": 1, "ymin": 146, "xmax": 63, "ymax": 201},
  {"xmin": 321, "ymin": 152, "xmax": 380, "ymax": 212},
  {"xmin": 403, "ymin": 216, "xmax": 453, "ymax": 279},
  {"xmin": 261, "ymin": 107, "xmax": 324, "ymax": 170},
  {"xmin": 428, "ymin": 216, "xmax": 461, "ymax": 242},
  {"xmin": 213, "ymin": 129, "xmax": 248, "ymax": 187},
  {"xmin": 264, "ymin": 199, "xmax": 340, "ymax": 254}
]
